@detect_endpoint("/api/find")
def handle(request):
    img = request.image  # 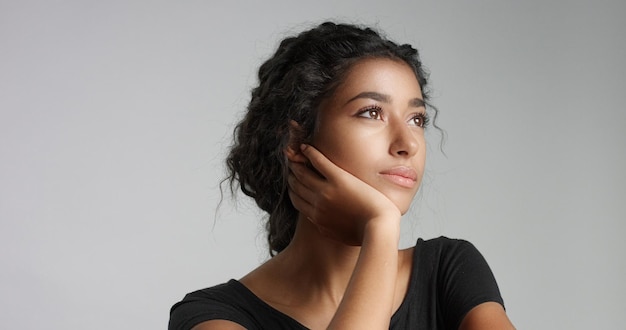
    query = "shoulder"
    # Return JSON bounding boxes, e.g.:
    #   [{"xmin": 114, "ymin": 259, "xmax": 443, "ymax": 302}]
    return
[
  {"xmin": 415, "ymin": 235, "xmax": 475, "ymax": 251},
  {"xmin": 168, "ymin": 280, "xmax": 256, "ymax": 330},
  {"xmin": 413, "ymin": 236, "xmax": 507, "ymax": 328},
  {"xmin": 169, "ymin": 279, "xmax": 306, "ymax": 330},
  {"xmin": 410, "ymin": 236, "xmax": 481, "ymax": 267},
  {"xmin": 399, "ymin": 236, "xmax": 472, "ymax": 279},
  {"xmin": 413, "ymin": 236, "xmax": 502, "ymax": 297},
  {"xmin": 173, "ymin": 280, "xmax": 245, "ymax": 313}
]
